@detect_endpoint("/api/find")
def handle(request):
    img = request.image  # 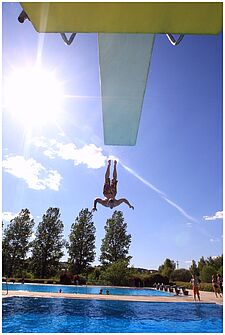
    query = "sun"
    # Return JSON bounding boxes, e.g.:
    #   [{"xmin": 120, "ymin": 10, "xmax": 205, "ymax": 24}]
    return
[{"xmin": 4, "ymin": 65, "xmax": 64, "ymax": 128}]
